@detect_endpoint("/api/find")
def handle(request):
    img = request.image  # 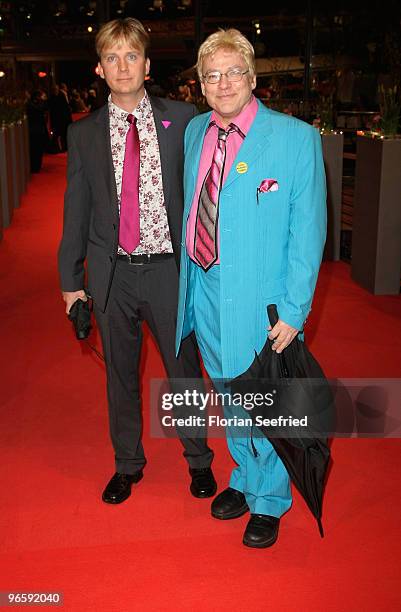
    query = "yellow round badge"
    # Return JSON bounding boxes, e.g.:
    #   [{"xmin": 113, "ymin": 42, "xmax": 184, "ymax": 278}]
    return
[{"xmin": 236, "ymin": 162, "xmax": 248, "ymax": 174}]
